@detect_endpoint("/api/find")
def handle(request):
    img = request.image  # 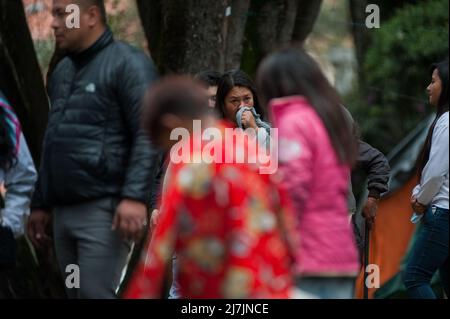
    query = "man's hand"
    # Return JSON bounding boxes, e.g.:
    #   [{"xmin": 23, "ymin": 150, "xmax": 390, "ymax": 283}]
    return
[
  {"xmin": 27, "ymin": 209, "xmax": 52, "ymax": 250},
  {"xmin": 411, "ymin": 197, "xmax": 427, "ymax": 215},
  {"xmin": 112, "ymin": 199, "xmax": 148, "ymax": 242},
  {"xmin": 362, "ymin": 197, "xmax": 379, "ymax": 230},
  {"xmin": 241, "ymin": 110, "xmax": 258, "ymax": 130}
]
